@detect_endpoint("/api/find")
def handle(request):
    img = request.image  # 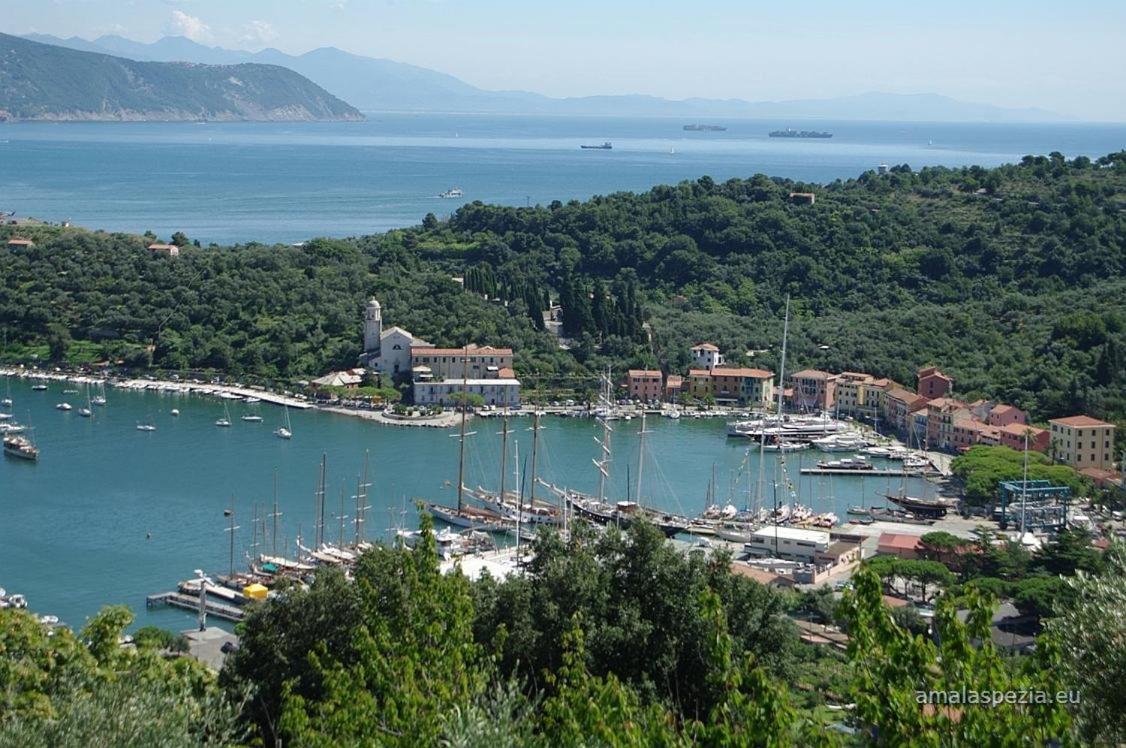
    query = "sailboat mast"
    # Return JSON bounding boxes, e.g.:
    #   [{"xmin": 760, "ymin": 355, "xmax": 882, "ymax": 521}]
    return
[
  {"xmin": 498, "ymin": 413, "xmax": 510, "ymax": 502},
  {"xmin": 316, "ymin": 453, "xmax": 327, "ymax": 548},
  {"xmin": 456, "ymin": 345, "xmax": 469, "ymax": 513},
  {"xmin": 338, "ymin": 485, "xmax": 346, "ymax": 547},
  {"xmin": 595, "ymin": 370, "xmax": 613, "ymax": 503},
  {"xmin": 1019, "ymin": 428, "xmax": 1030, "ymax": 536},
  {"xmin": 529, "ymin": 410, "xmax": 541, "ymax": 506},
  {"xmin": 355, "ymin": 450, "xmax": 371, "ymax": 546},
  {"xmin": 271, "ymin": 470, "xmax": 280, "ymax": 556},
  {"xmin": 635, "ymin": 413, "xmax": 647, "ymax": 504}
]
